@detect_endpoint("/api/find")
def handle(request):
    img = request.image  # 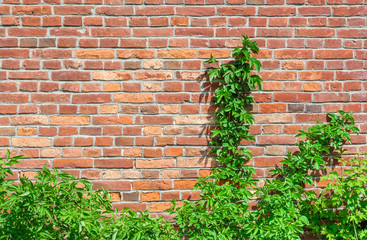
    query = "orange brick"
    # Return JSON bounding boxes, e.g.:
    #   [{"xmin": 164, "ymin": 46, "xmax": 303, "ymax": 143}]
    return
[
  {"xmin": 75, "ymin": 49, "xmax": 114, "ymax": 59},
  {"xmin": 50, "ymin": 116, "xmax": 90, "ymax": 125},
  {"xmin": 141, "ymin": 192, "xmax": 160, "ymax": 201},
  {"xmin": 12, "ymin": 137, "xmax": 51, "ymax": 147},
  {"xmin": 136, "ymin": 159, "xmax": 174, "ymax": 168},
  {"xmin": 54, "ymin": 158, "xmax": 93, "ymax": 168}
]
